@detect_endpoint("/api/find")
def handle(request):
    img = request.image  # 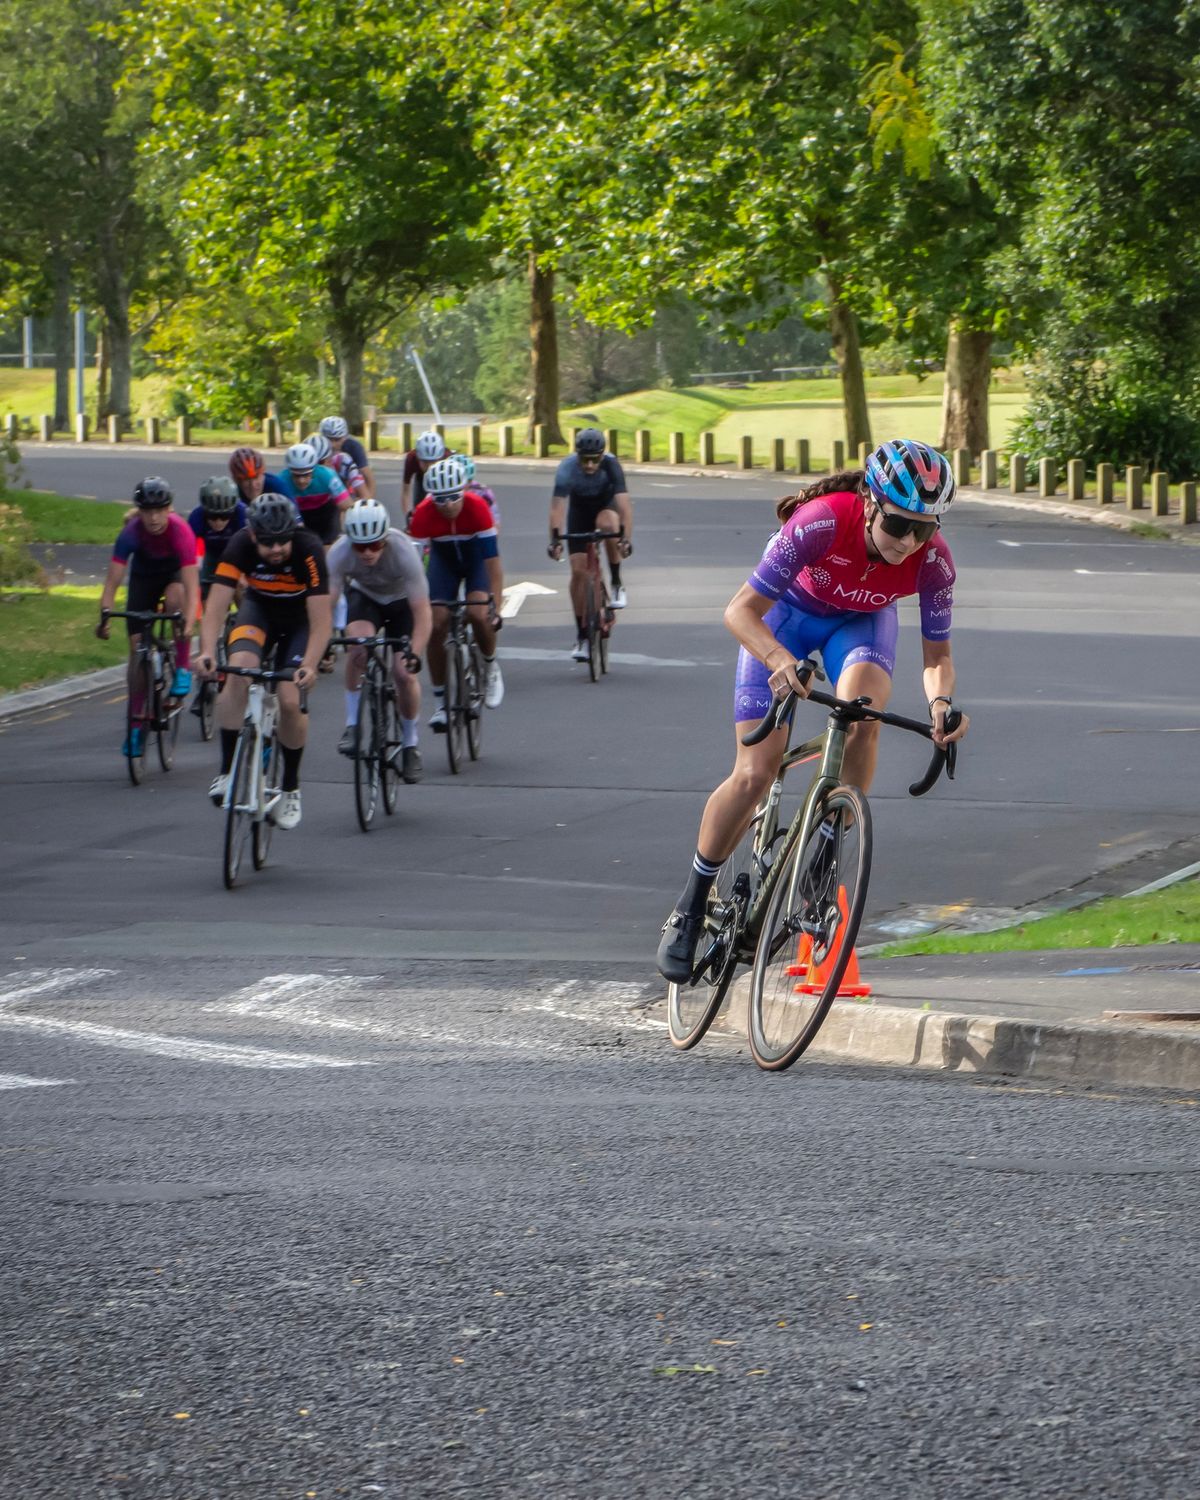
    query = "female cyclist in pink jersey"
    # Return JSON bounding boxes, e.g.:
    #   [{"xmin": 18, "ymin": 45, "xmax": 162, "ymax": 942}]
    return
[{"xmin": 657, "ymin": 438, "xmax": 972, "ymax": 983}]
